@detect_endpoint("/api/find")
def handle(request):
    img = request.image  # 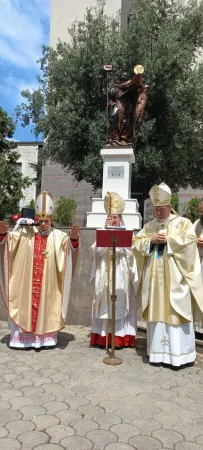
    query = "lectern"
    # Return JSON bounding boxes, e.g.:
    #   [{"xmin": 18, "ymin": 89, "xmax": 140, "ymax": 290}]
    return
[{"xmin": 96, "ymin": 228, "xmax": 133, "ymax": 365}]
